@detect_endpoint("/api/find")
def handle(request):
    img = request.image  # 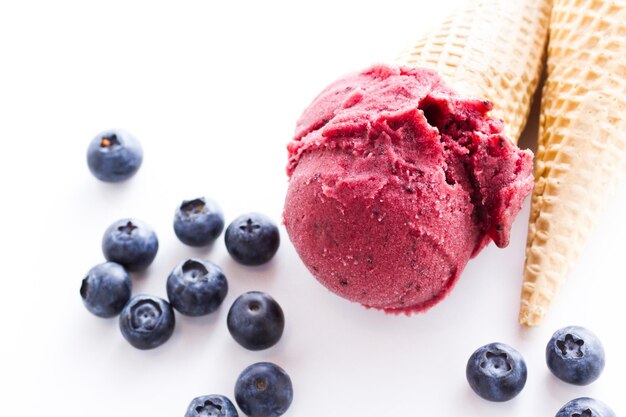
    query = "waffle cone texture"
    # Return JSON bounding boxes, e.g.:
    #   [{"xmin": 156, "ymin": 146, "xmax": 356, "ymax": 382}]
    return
[
  {"xmin": 397, "ymin": 0, "xmax": 552, "ymax": 143},
  {"xmin": 520, "ymin": 0, "xmax": 626, "ymax": 326}
]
